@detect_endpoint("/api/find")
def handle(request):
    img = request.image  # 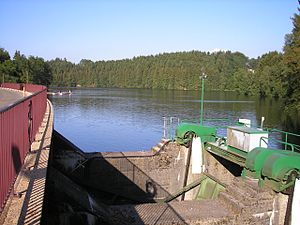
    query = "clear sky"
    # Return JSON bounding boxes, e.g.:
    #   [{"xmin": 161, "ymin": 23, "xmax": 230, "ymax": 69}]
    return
[{"xmin": 0, "ymin": 0, "xmax": 299, "ymax": 63}]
